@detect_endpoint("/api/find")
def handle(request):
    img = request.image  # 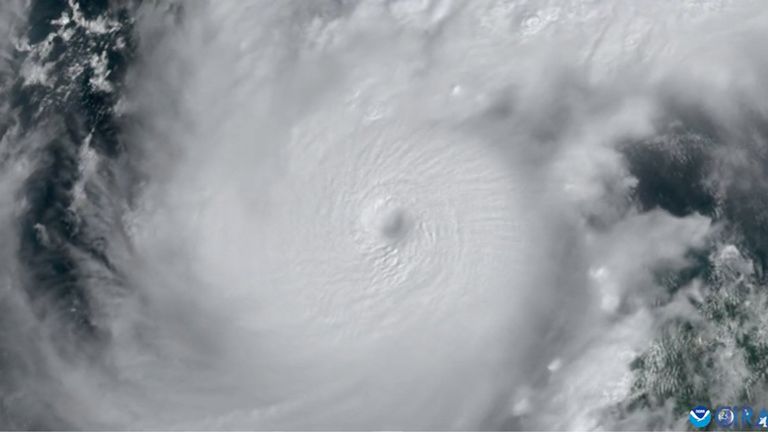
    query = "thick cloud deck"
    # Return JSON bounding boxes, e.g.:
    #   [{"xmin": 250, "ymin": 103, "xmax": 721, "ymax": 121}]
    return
[{"xmin": 2, "ymin": 0, "xmax": 768, "ymax": 430}]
